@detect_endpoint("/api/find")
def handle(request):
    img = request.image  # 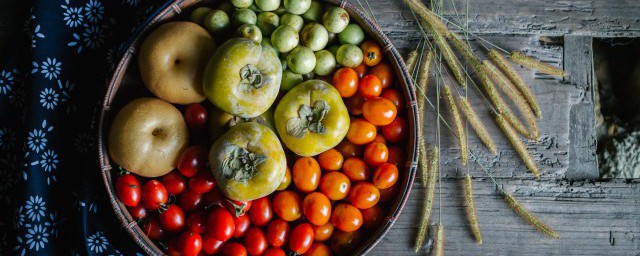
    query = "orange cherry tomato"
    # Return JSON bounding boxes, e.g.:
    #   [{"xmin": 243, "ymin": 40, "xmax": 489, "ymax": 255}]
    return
[
  {"xmin": 361, "ymin": 204, "xmax": 384, "ymax": 230},
  {"xmin": 335, "ymin": 139, "xmax": 363, "ymax": 158},
  {"xmin": 341, "ymin": 157, "xmax": 371, "ymax": 182},
  {"xmin": 382, "ymin": 116, "xmax": 408, "ymax": 143},
  {"xmin": 273, "ymin": 191, "xmax": 302, "ymax": 221},
  {"xmin": 346, "ymin": 92, "xmax": 366, "ymax": 116},
  {"xmin": 358, "ymin": 75, "xmax": 382, "ymax": 99},
  {"xmin": 369, "ymin": 62, "xmax": 394, "ymax": 89},
  {"xmin": 302, "ymin": 192, "xmax": 332, "ymax": 226},
  {"xmin": 346, "ymin": 118, "xmax": 377, "ymax": 145},
  {"xmin": 293, "ymin": 157, "xmax": 321, "ymax": 193},
  {"xmin": 332, "ymin": 67, "xmax": 358, "ymax": 98},
  {"xmin": 319, "ymin": 172, "xmax": 351, "ymax": 201},
  {"xmin": 277, "ymin": 166, "xmax": 292, "ymax": 191},
  {"xmin": 380, "ymin": 88, "xmax": 404, "ymax": 113},
  {"xmin": 312, "ymin": 222, "xmax": 334, "ymax": 242},
  {"xmin": 378, "ymin": 181, "xmax": 400, "ymax": 203},
  {"xmin": 360, "ymin": 41, "xmax": 382, "ymax": 67},
  {"xmin": 331, "ymin": 204, "xmax": 363, "ymax": 232},
  {"xmin": 354, "ymin": 62, "xmax": 367, "ymax": 78},
  {"xmin": 348, "ymin": 182, "xmax": 380, "ymax": 209},
  {"xmin": 372, "ymin": 163, "xmax": 399, "ymax": 189},
  {"xmin": 303, "ymin": 242, "xmax": 332, "ymax": 256},
  {"xmin": 372, "ymin": 134, "xmax": 386, "ymax": 144},
  {"xmin": 330, "ymin": 230, "xmax": 361, "ymax": 255},
  {"xmin": 363, "ymin": 142, "xmax": 388, "ymax": 168},
  {"xmin": 362, "ymin": 97, "xmax": 397, "ymax": 126},
  {"xmin": 386, "ymin": 146, "xmax": 405, "ymax": 167},
  {"xmin": 317, "ymin": 149, "xmax": 343, "ymax": 172}
]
